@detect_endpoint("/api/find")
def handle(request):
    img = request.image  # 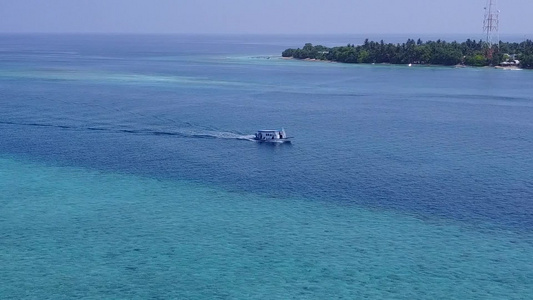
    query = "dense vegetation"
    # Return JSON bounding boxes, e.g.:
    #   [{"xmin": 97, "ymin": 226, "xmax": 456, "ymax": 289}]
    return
[{"xmin": 282, "ymin": 39, "xmax": 533, "ymax": 69}]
